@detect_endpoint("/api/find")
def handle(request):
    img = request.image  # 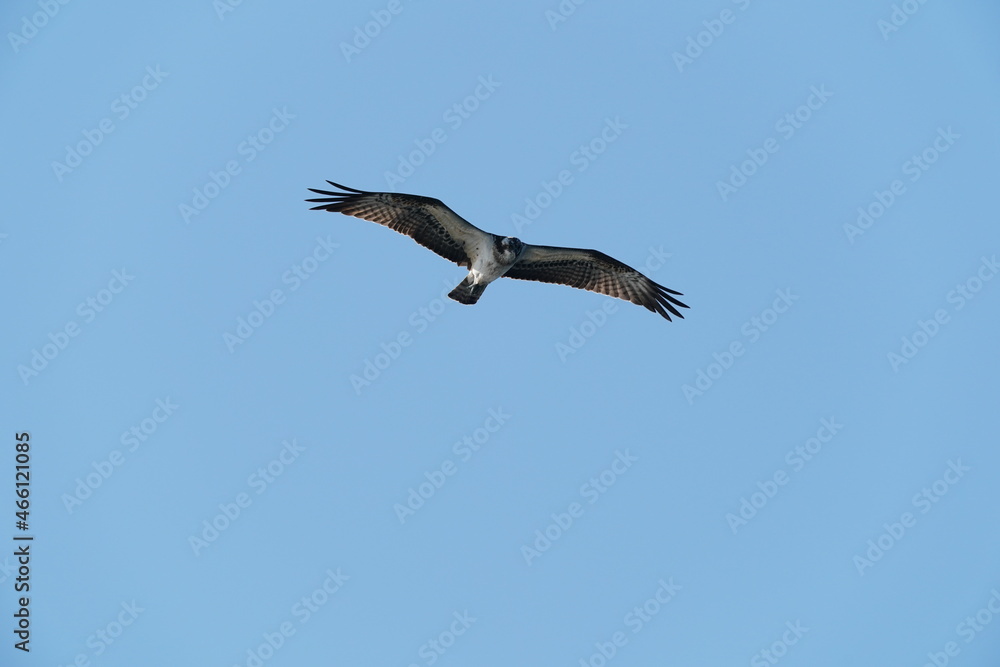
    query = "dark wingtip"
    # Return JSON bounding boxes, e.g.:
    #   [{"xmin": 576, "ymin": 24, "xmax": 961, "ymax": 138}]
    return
[
  {"xmin": 325, "ymin": 181, "xmax": 368, "ymax": 194},
  {"xmin": 306, "ymin": 181, "xmax": 369, "ymax": 210},
  {"xmin": 646, "ymin": 279, "xmax": 689, "ymax": 321}
]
